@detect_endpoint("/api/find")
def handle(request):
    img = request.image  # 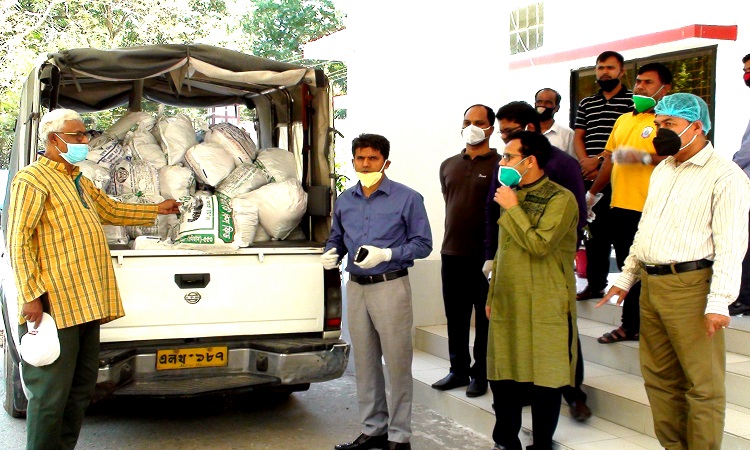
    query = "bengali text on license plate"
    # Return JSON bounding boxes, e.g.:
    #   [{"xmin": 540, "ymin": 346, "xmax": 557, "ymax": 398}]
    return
[{"xmin": 156, "ymin": 346, "xmax": 229, "ymax": 370}]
